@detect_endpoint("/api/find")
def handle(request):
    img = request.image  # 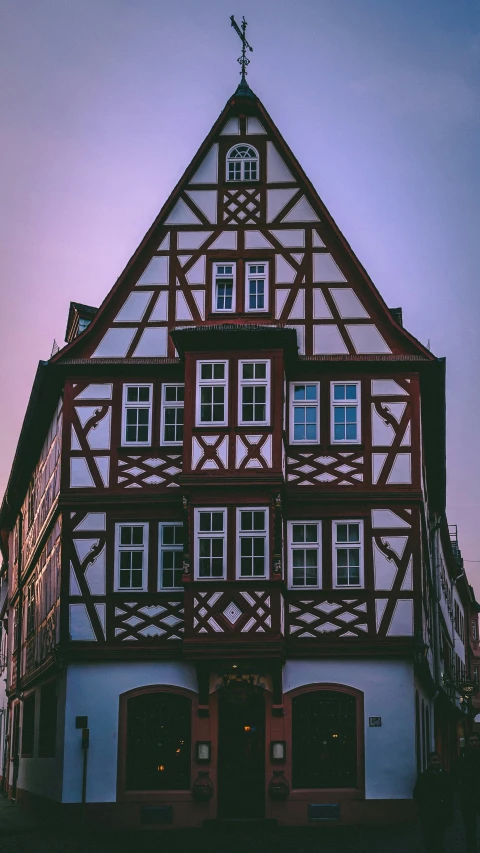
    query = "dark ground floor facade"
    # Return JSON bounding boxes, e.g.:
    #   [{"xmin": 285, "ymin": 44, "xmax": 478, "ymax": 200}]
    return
[{"xmin": 3, "ymin": 657, "xmax": 471, "ymax": 829}]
